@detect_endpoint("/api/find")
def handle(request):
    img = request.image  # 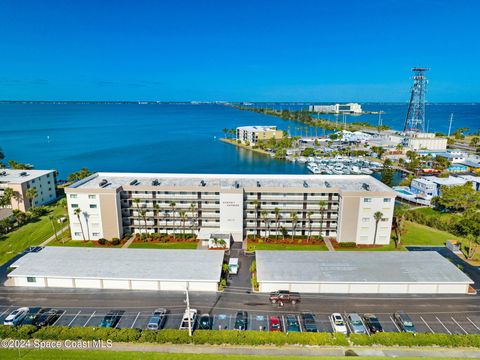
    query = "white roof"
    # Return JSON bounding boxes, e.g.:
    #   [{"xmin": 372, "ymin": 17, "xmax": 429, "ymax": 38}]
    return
[
  {"xmin": 0, "ymin": 169, "xmax": 55, "ymax": 184},
  {"xmin": 9, "ymin": 247, "xmax": 224, "ymax": 283},
  {"xmin": 256, "ymin": 251, "xmax": 472, "ymax": 284},
  {"xmin": 236, "ymin": 125, "xmax": 277, "ymax": 132},
  {"xmin": 425, "ymin": 176, "xmax": 467, "ymax": 186}
]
